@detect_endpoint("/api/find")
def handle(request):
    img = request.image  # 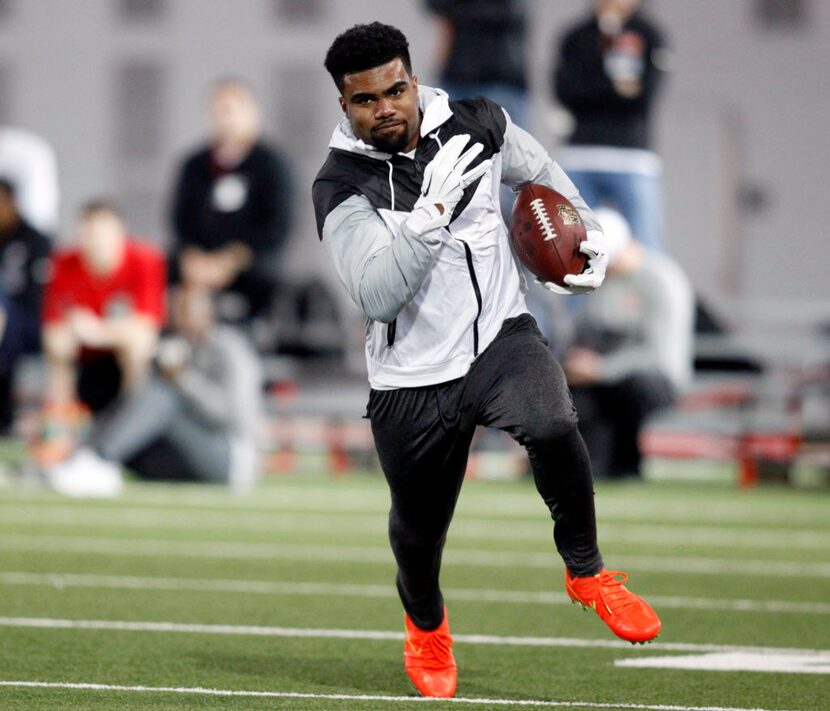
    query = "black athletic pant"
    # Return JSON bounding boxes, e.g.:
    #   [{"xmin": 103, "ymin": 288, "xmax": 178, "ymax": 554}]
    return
[{"xmin": 368, "ymin": 314, "xmax": 604, "ymax": 630}]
